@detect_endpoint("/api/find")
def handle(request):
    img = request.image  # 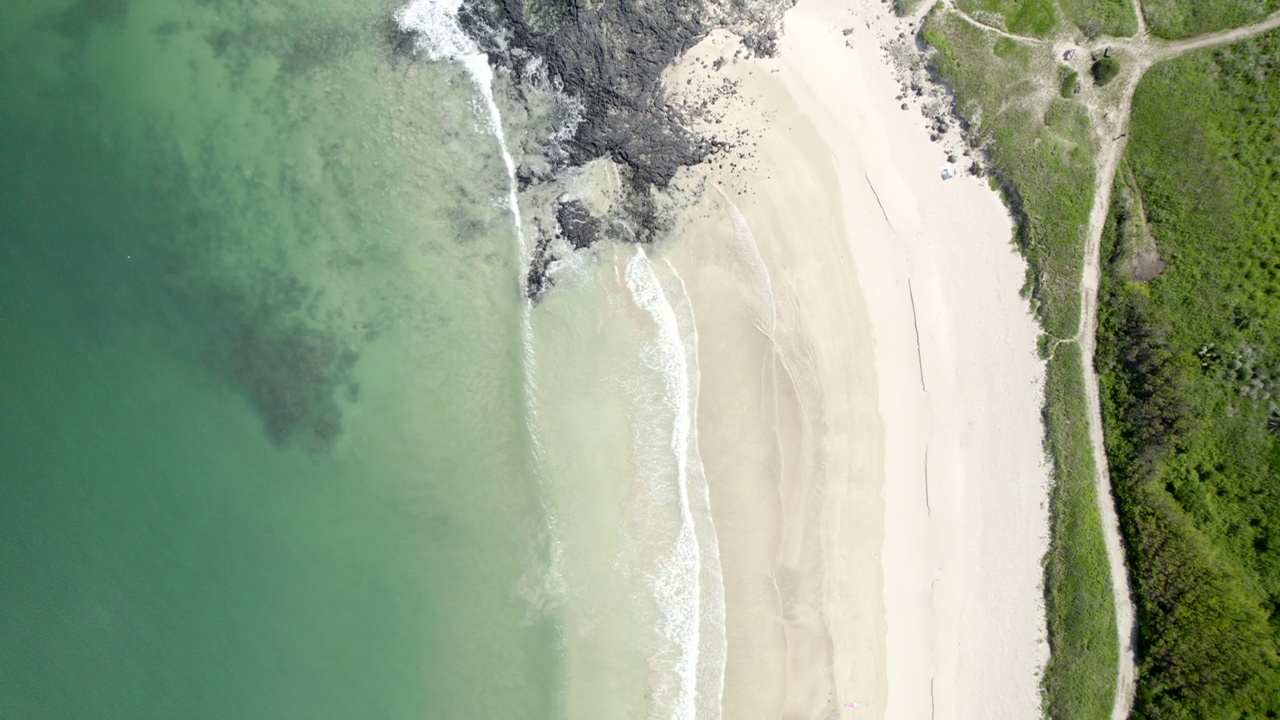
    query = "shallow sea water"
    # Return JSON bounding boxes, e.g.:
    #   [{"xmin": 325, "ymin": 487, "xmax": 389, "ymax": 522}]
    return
[
  {"xmin": 0, "ymin": 0, "xmax": 557, "ymax": 717},
  {"xmin": 1, "ymin": 0, "xmax": 729, "ymax": 717}
]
